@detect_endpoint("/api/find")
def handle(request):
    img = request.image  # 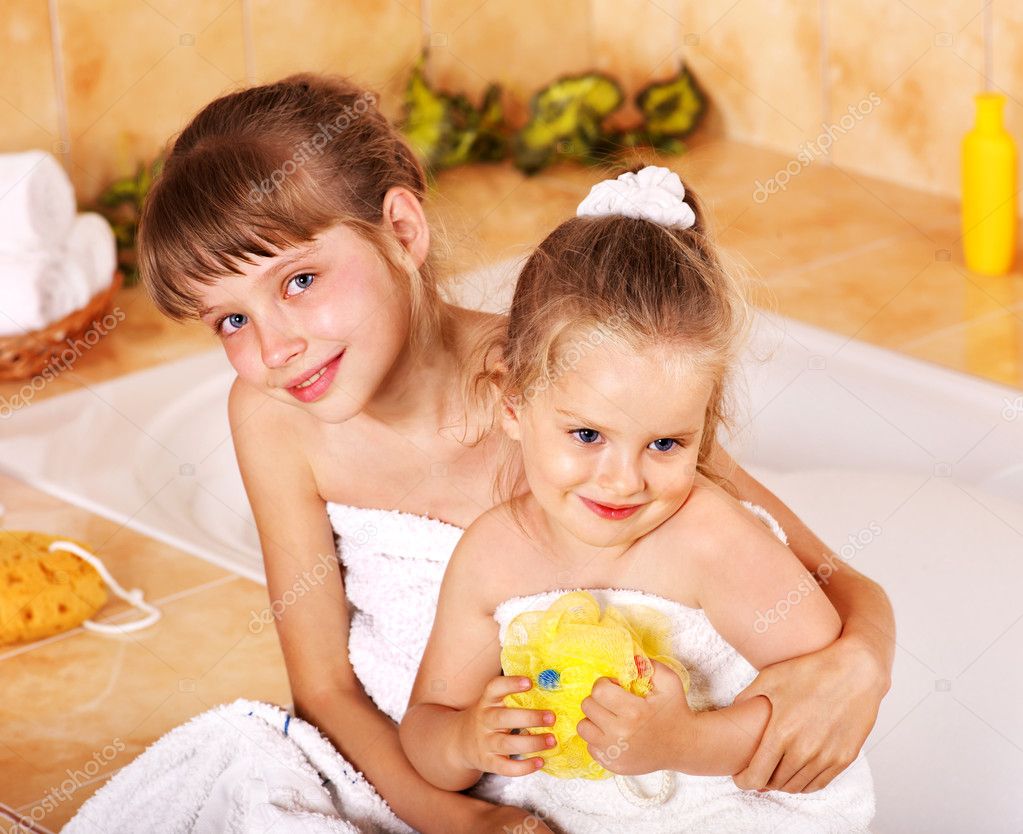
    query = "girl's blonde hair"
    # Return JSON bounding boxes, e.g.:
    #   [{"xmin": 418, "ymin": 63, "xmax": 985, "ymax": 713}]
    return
[
  {"xmin": 138, "ymin": 73, "xmax": 444, "ymax": 353},
  {"xmin": 473, "ymin": 173, "xmax": 751, "ymax": 507}
]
